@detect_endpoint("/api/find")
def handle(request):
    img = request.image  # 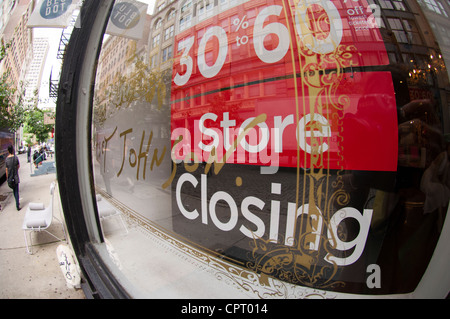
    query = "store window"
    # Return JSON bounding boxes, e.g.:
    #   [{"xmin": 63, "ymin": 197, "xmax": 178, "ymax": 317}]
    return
[{"xmin": 58, "ymin": 0, "xmax": 450, "ymax": 298}]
